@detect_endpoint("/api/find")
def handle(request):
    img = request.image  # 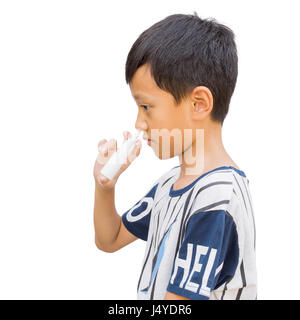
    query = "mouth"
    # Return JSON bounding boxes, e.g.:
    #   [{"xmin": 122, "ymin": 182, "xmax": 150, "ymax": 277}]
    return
[
  {"xmin": 143, "ymin": 134, "xmax": 152, "ymax": 142},
  {"xmin": 147, "ymin": 139, "xmax": 152, "ymax": 145},
  {"xmin": 142, "ymin": 132, "xmax": 154, "ymax": 145}
]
